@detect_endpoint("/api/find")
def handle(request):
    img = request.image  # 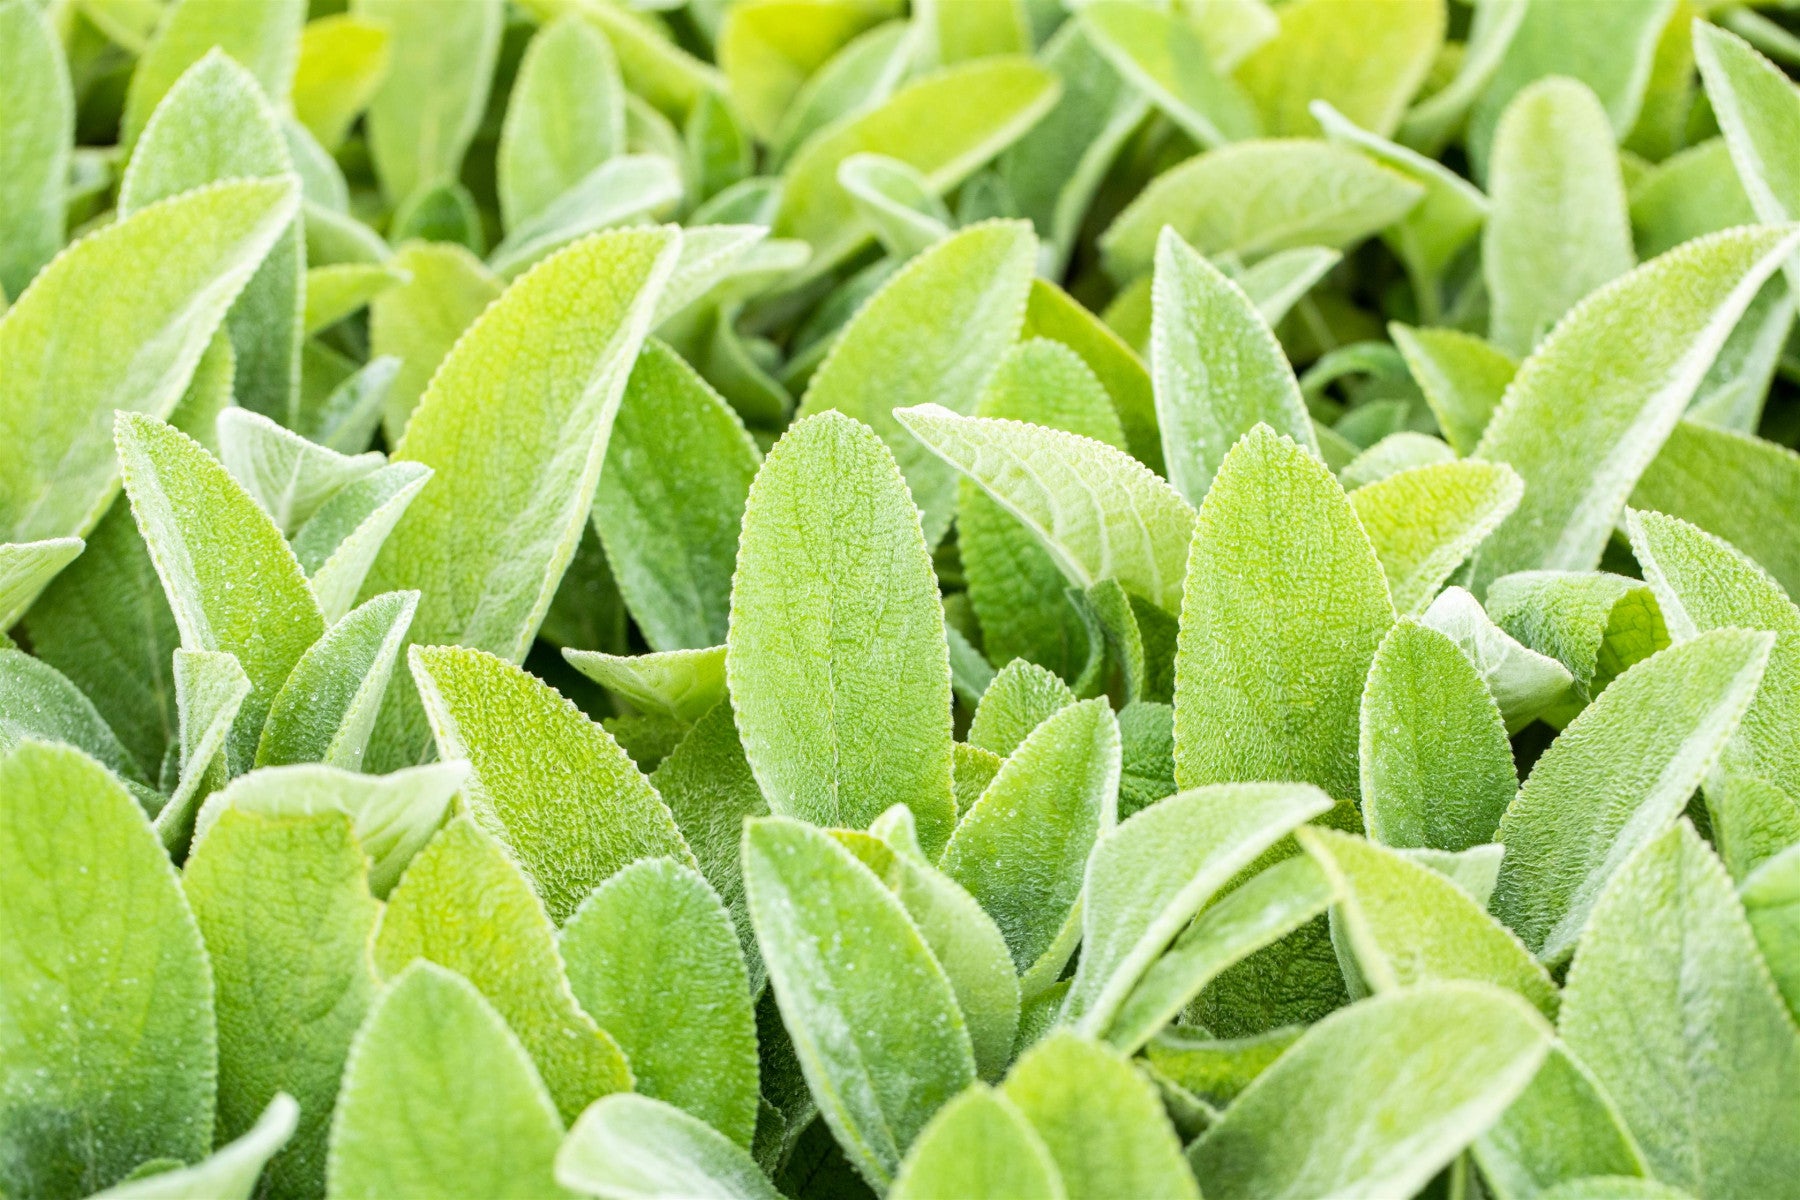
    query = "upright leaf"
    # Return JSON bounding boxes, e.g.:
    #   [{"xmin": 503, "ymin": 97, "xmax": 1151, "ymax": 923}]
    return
[
  {"xmin": 1078, "ymin": 2, "xmax": 1258, "ymax": 148},
  {"xmin": 1695, "ymin": 22, "xmax": 1800, "ymax": 228},
  {"xmin": 369, "ymin": 241, "xmax": 503, "ymax": 444},
  {"xmin": 0, "ymin": 0, "xmax": 70, "ymax": 300},
  {"xmin": 1390, "ymin": 323, "xmax": 1517, "ymax": 456},
  {"xmin": 1234, "ymin": 0, "xmax": 1444, "ymax": 138},
  {"xmin": 1348, "ymin": 459, "xmax": 1523, "ymax": 614},
  {"xmin": 255, "ymin": 589, "xmax": 416, "ymax": 770},
  {"xmin": 0, "ymin": 742, "xmax": 215, "ymax": 1200},
  {"xmin": 556, "ymin": 1094, "xmax": 781, "ymax": 1200},
  {"xmin": 1484, "ymin": 570, "xmax": 1669, "ymax": 721},
  {"xmin": 1419, "ymin": 585, "xmax": 1575, "ymax": 733},
  {"xmin": 119, "ymin": 0, "xmax": 305, "ymax": 154},
  {"xmin": 890, "ymin": 1085, "xmax": 1065, "ymax": 1200},
  {"xmin": 215, "ymin": 408, "xmax": 383, "ymax": 536},
  {"xmin": 92, "ymin": 1095, "xmax": 297, "ymax": 1200},
  {"xmin": 1474, "ymin": 1044, "xmax": 1649, "ymax": 1200},
  {"xmin": 0, "ymin": 538, "xmax": 82, "ymax": 631},
  {"xmin": 499, "ymin": 15, "xmax": 626, "ymax": 230},
  {"xmin": 290, "ymin": 14, "xmax": 391, "ymax": 152},
  {"xmin": 727, "ymin": 412, "xmax": 956, "ymax": 851},
  {"xmin": 967, "ymin": 658, "xmax": 1076, "ymax": 759}
]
